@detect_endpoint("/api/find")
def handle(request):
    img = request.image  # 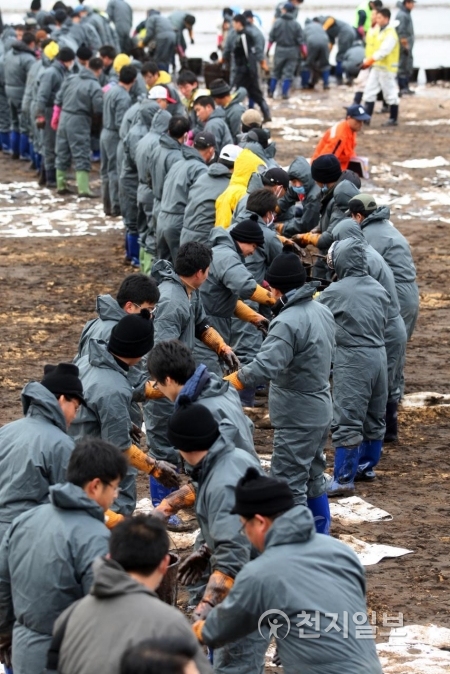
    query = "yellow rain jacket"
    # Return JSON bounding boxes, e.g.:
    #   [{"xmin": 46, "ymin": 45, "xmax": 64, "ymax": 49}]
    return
[{"xmin": 215, "ymin": 149, "xmax": 266, "ymax": 228}]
